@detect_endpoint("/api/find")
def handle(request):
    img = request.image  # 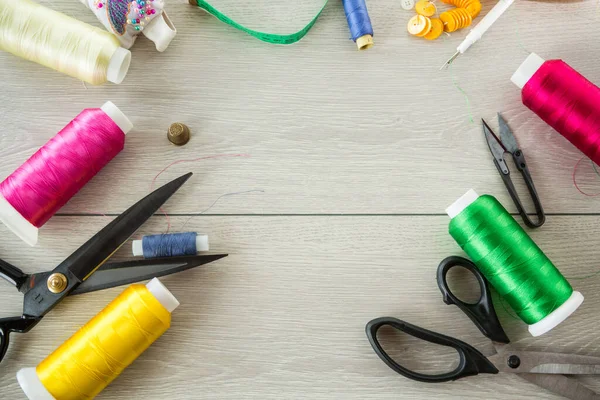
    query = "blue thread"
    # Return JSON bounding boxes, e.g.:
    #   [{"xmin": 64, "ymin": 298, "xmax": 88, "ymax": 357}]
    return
[
  {"xmin": 142, "ymin": 232, "xmax": 198, "ymax": 259},
  {"xmin": 342, "ymin": 0, "xmax": 373, "ymax": 42}
]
